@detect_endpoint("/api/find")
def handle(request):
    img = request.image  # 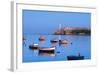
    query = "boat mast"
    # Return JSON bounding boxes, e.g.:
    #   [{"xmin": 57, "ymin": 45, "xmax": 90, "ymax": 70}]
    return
[{"xmin": 59, "ymin": 24, "xmax": 61, "ymax": 40}]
